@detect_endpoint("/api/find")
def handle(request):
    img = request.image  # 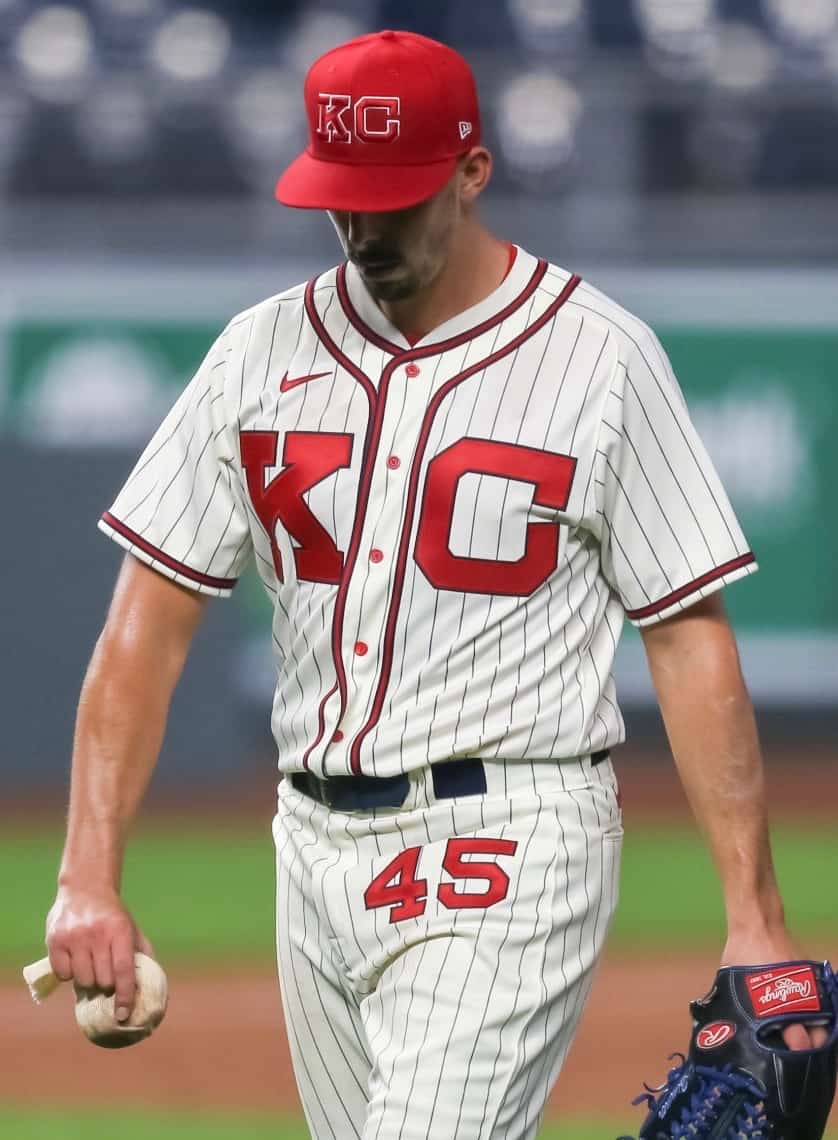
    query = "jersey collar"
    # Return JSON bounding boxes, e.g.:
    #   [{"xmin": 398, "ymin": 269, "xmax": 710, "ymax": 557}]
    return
[{"xmin": 341, "ymin": 245, "xmax": 539, "ymax": 354}]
